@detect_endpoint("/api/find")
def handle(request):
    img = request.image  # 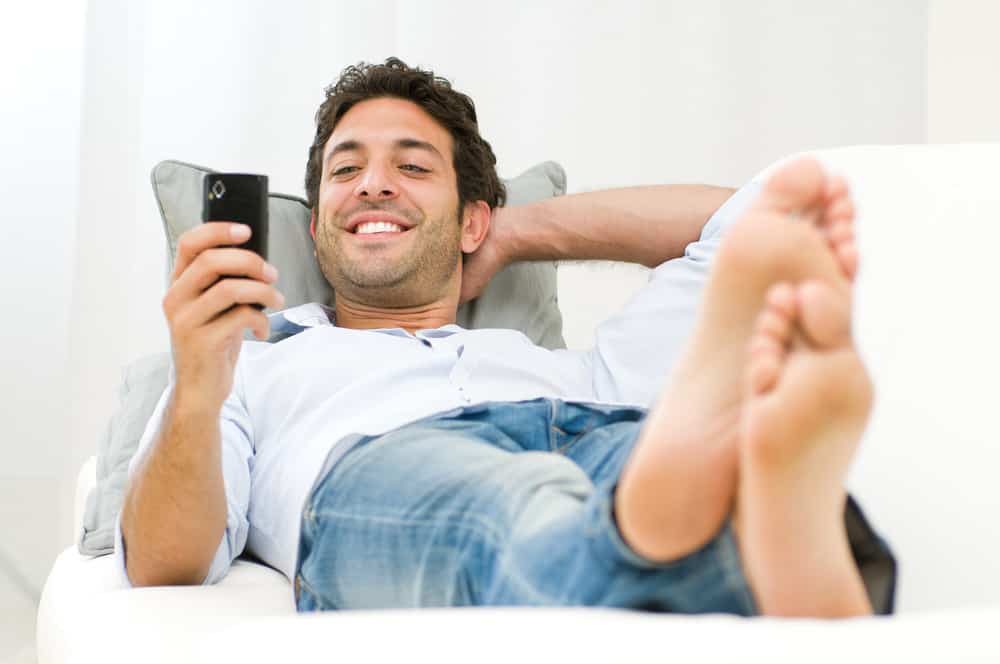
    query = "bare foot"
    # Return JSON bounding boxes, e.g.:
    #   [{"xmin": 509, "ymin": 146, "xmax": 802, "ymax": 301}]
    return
[
  {"xmin": 736, "ymin": 280, "xmax": 873, "ymax": 617},
  {"xmin": 615, "ymin": 157, "xmax": 855, "ymax": 563},
  {"xmin": 757, "ymin": 165, "xmax": 859, "ymax": 284},
  {"xmin": 820, "ymin": 175, "xmax": 859, "ymax": 282}
]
